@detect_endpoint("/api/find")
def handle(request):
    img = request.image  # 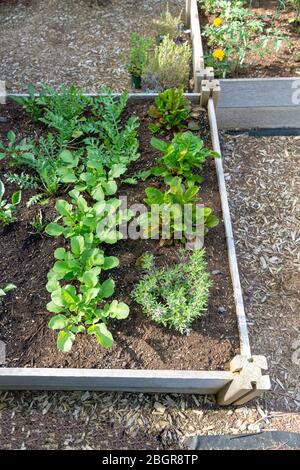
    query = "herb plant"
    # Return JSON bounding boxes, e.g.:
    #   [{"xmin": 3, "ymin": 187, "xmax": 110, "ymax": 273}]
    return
[
  {"xmin": 132, "ymin": 249, "xmax": 211, "ymax": 333},
  {"xmin": 0, "ymin": 181, "xmax": 21, "ymax": 226},
  {"xmin": 153, "ymin": 3, "xmax": 183, "ymax": 39},
  {"xmin": 125, "ymin": 33, "xmax": 153, "ymax": 77},
  {"xmin": 144, "ymin": 36, "xmax": 191, "ymax": 90},
  {"xmin": 148, "ymin": 87, "xmax": 191, "ymax": 134}
]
